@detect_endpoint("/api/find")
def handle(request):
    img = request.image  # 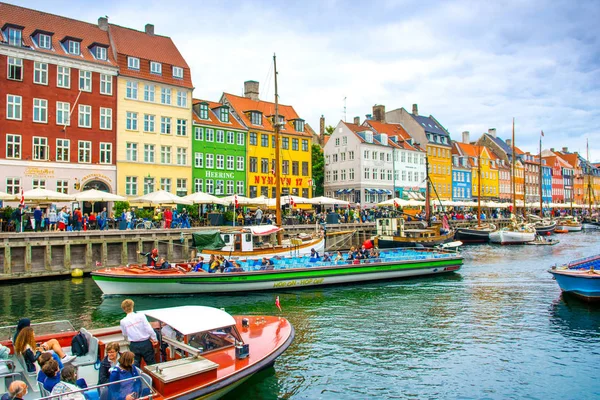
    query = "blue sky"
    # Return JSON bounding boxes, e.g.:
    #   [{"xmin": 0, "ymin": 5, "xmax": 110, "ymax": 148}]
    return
[{"xmin": 15, "ymin": 0, "xmax": 600, "ymax": 161}]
